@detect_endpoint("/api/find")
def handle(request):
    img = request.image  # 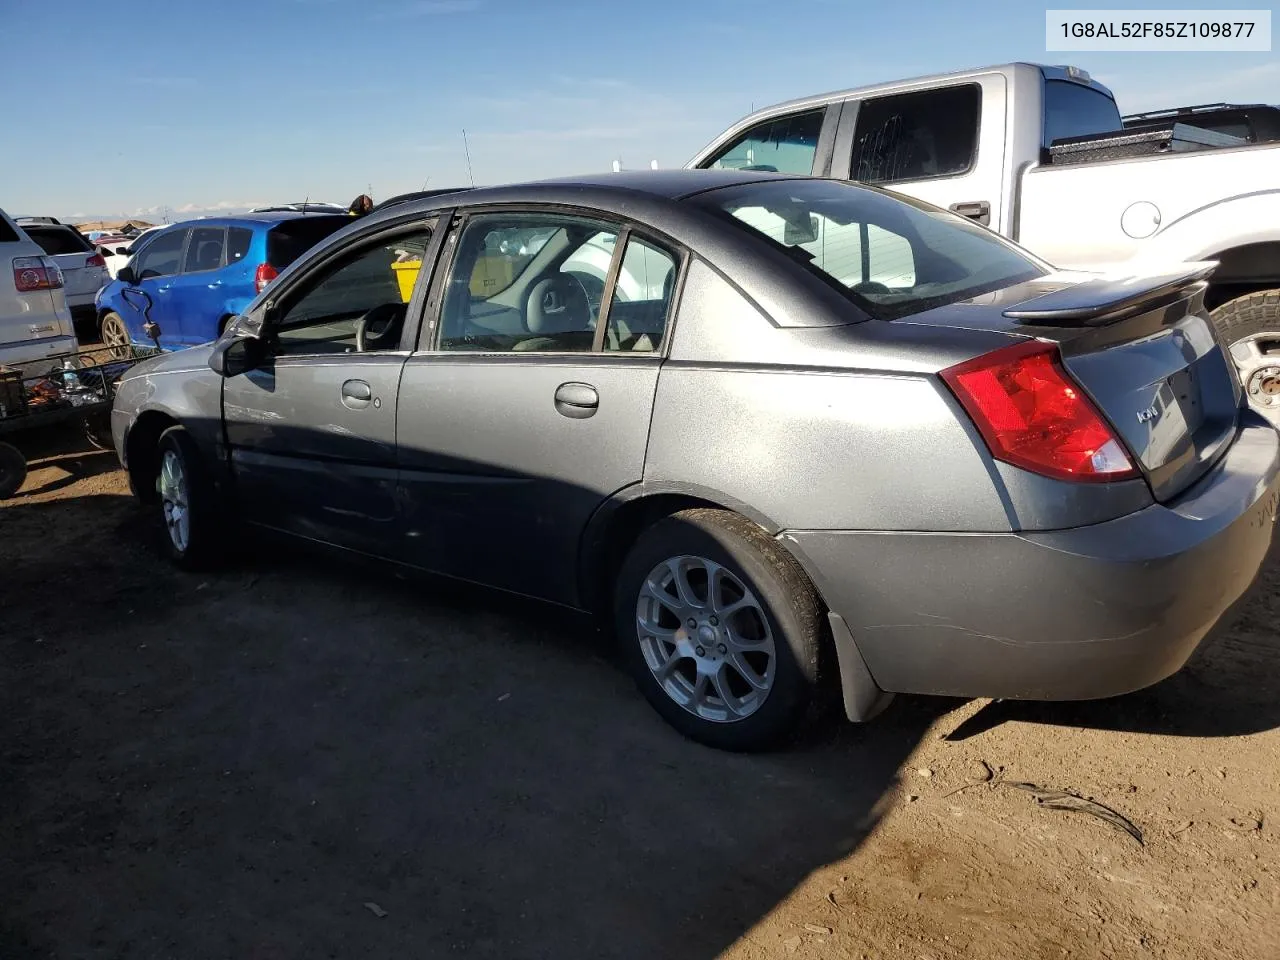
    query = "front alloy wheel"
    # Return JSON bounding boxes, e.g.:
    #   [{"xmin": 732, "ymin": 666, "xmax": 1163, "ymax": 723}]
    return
[{"xmin": 159, "ymin": 448, "xmax": 190, "ymax": 554}]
